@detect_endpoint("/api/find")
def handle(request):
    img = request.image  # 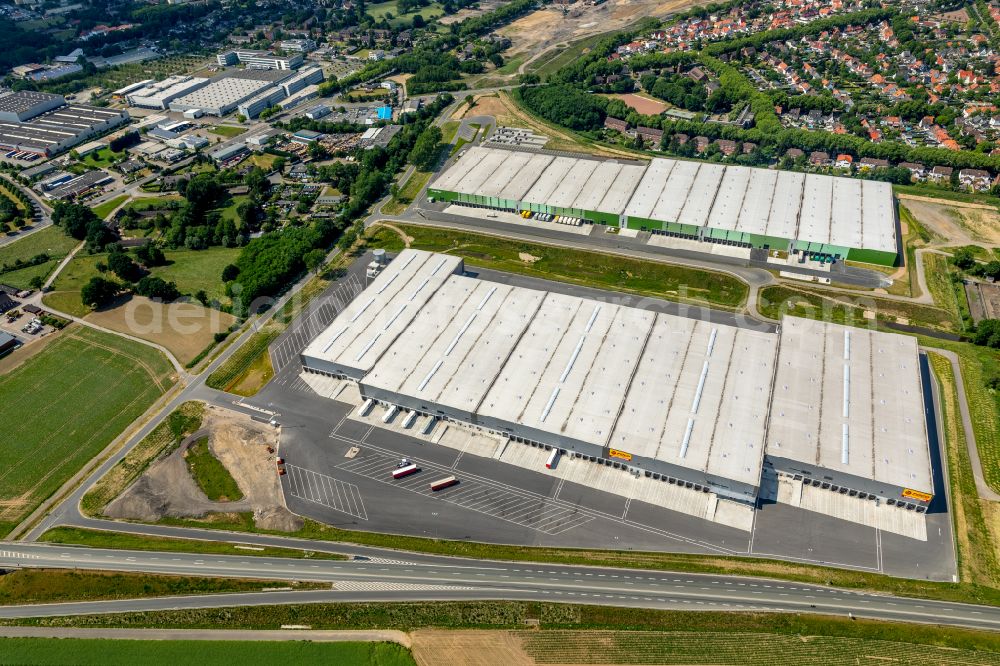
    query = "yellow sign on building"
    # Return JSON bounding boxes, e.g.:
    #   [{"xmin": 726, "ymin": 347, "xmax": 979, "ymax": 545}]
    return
[
  {"xmin": 608, "ymin": 448, "xmax": 632, "ymax": 462},
  {"xmin": 902, "ymin": 488, "xmax": 933, "ymax": 502}
]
